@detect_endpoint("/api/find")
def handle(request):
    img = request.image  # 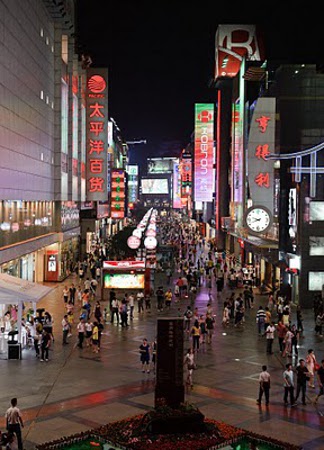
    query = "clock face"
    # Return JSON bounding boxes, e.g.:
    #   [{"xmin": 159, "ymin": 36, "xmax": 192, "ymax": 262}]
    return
[{"xmin": 245, "ymin": 207, "xmax": 272, "ymax": 233}]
